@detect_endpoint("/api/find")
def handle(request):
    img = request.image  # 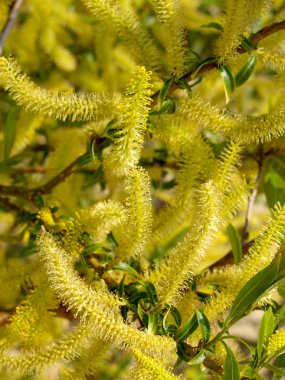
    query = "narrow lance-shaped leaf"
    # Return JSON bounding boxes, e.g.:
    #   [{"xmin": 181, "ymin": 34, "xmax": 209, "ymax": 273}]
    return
[
  {"xmin": 223, "ymin": 342, "xmax": 240, "ymax": 380},
  {"xmin": 138, "ymin": 304, "xmax": 148, "ymax": 327},
  {"xmin": 257, "ymin": 307, "xmax": 275, "ymax": 362},
  {"xmin": 235, "ymin": 55, "xmax": 257, "ymax": 87},
  {"xmin": 188, "ymin": 350, "xmax": 206, "ymax": 365},
  {"xmin": 196, "ymin": 309, "xmax": 211, "ymax": 343},
  {"xmin": 175, "ymin": 313, "xmax": 198, "ymax": 342},
  {"xmin": 112, "ymin": 262, "xmax": 140, "ymax": 278},
  {"xmin": 225, "ymin": 257, "xmax": 280, "ymax": 327},
  {"xmin": 273, "ymin": 353, "xmax": 285, "ymax": 380},
  {"xmin": 227, "ymin": 224, "xmax": 242, "ymax": 264},
  {"xmin": 218, "ymin": 64, "xmax": 235, "ymax": 104},
  {"xmin": 144, "ymin": 281, "xmax": 158, "ymax": 306},
  {"xmin": 148, "ymin": 310, "xmax": 158, "ymax": 334},
  {"xmin": 171, "ymin": 306, "xmax": 182, "ymax": 327},
  {"xmin": 193, "ymin": 56, "xmax": 217, "ymax": 78},
  {"xmin": 158, "ymin": 78, "xmax": 173, "ymax": 109}
]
